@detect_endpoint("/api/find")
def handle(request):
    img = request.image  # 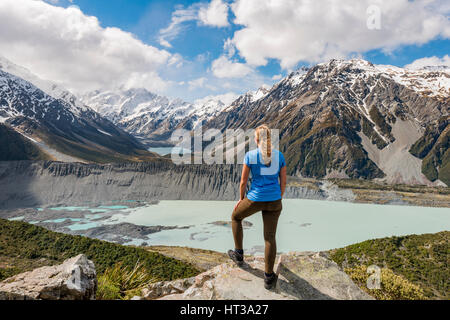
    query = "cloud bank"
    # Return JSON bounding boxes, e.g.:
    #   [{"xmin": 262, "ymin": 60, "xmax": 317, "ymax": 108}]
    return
[
  {"xmin": 211, "ymin": 56, "xmax": 253, "ymax": 78},
  {"xmin": 0, "ymin": 0, "xmax": 172, "ymax": 93},
  {"xmin": 1, "ymin": 0, "xmax": 449, "ymax": 102},
  {"xmin": 229, "ymin": 0, "xmax": 450, "ymax": 69},
  {"xmin": 199, "ymin": 0, "xmax": 230, "ymax": 27},
  {"xmin": 405, "ymin": 55, "xmax": 450, "ymax": 69}
]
